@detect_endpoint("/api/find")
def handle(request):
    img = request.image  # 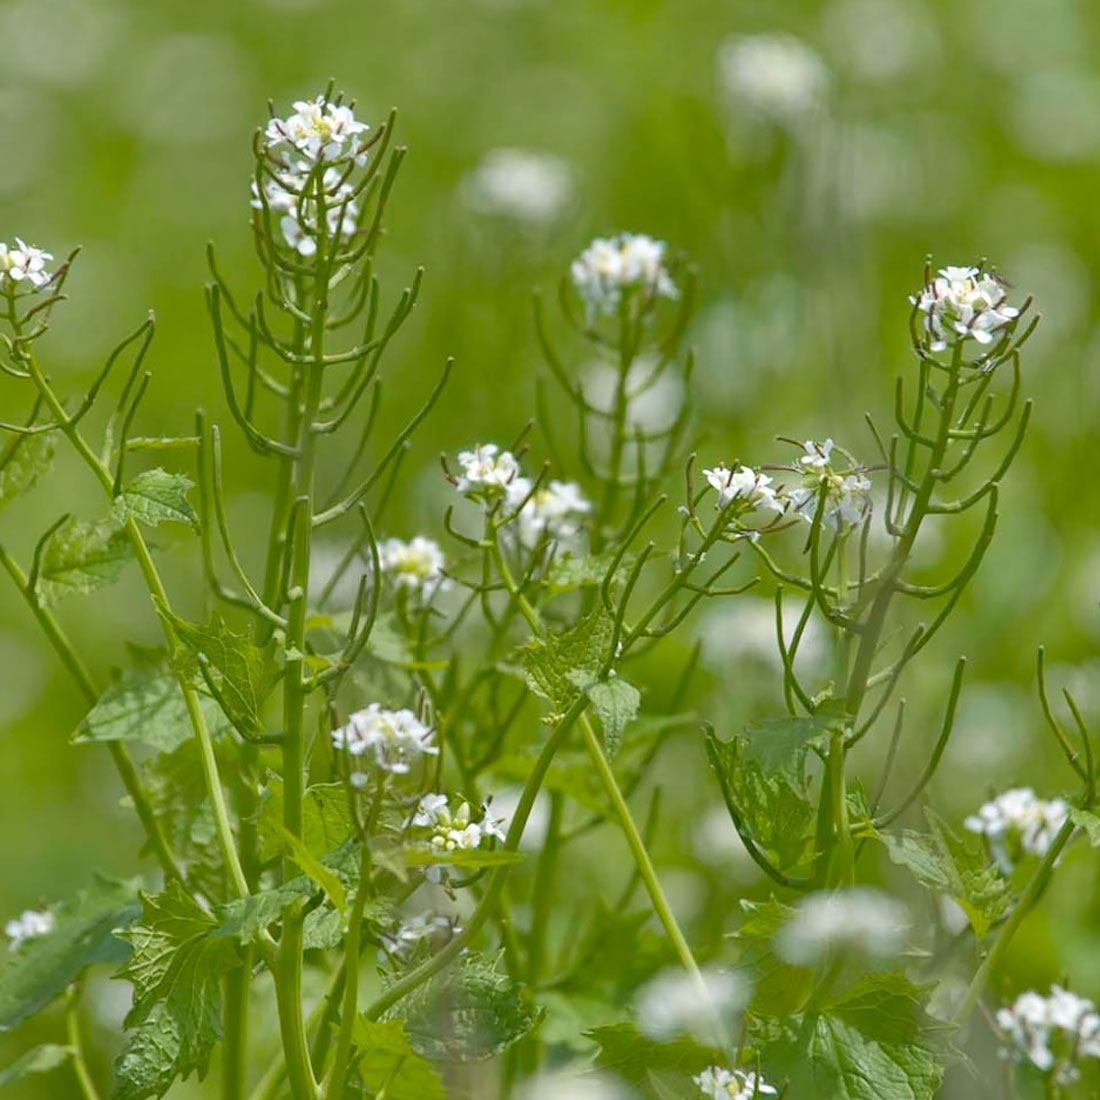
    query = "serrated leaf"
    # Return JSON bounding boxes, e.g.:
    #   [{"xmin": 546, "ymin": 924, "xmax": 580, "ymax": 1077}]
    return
[
  {"xmin": 521, "ymin": 606, "xmax": 614, "ymax": 716},
  {"xmin": 385, "ymin": 952, "xmax": 541, "ymax": 1061},
  {"xmin": 1070, "ymin": 806, "xmax": 1100, "ymax": 846},
  {"xmin": 741, "ymin": 712, "xmax": 838, "ymax": 778},
  {"xmin": 258, "ymin": 780, "xmax": 355, "ymax": 863},
  {"xmin": 0, "ymin": 432, "xmax": 54, "ymax": 510},
  {"xmin": 350, "ymin": 1018, "xmax": 447, "ymax": 1100},
  {"xmin": 160, "ymin": 611, "xmax": 279, "ymax": 737},
  {"xmin": 0, "ymin": 876, "xmax": 140, "ymax": 1031},
  {"xmin": 72, "ymin": 656, "xmax": 231, "ymax": 752},
  {"xmin": 589, "ymin": 1022, "xmax": 719, "ymax": 1085},
  {"xmin": 113, "ymin": 883, "xmax": 241, "ymax": 1100},
  {"xmin": 33, "ymin": 518, "xmax": 134, "ymax": 607},
  {"xmin": 112, "ymin": 469, "xmax": 198, "ymax": 530},
  {"xmin": 583, "ymin": 676, "xmax": 641, "ymax": 758},
  {"xmin": 214, "ymin": 878, "xmax": 314, "ymax": 946},
  {"xmin": 0, "ymin": 1043, "xmax": 73, "ymax": 1087}
]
